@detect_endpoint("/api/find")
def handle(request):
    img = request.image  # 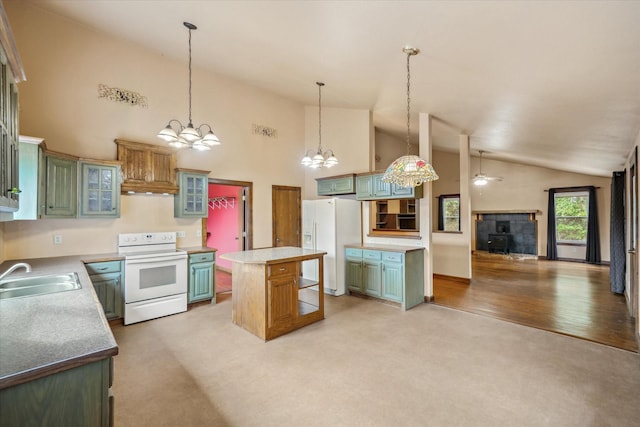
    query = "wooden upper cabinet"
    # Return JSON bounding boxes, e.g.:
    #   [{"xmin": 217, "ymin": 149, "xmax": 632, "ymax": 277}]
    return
[{"xmin": 114, "ymin": 139, "xmax": 178, "ymax": 194}]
